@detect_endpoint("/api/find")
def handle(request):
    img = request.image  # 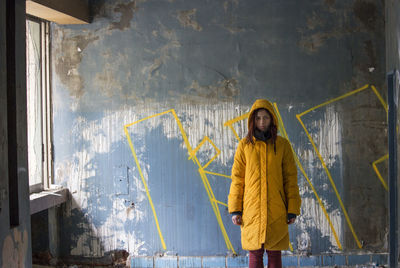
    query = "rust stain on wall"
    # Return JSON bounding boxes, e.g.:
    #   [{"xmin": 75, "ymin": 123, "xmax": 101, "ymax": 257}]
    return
[
  {"xmin": 297, "ymin": 7, "xmax": 345, "ymax": 55},
  {"xmin": 298, "ymin": 31, "xmax": 340, "ymax": 54},
  {"xmin": 177, "ymin": 9, "xmax": 203, "ymax": 31},
  {"xmin": 109, "ymin": 1, "xmax": 137, "ymax": 31},
  {"xmin": 183, "ymin": 78, "xmax": 239, "ymax": 102},
  {"xmin": 54, "ymin": 33, "xmax": 99, "ymax": 98}
]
